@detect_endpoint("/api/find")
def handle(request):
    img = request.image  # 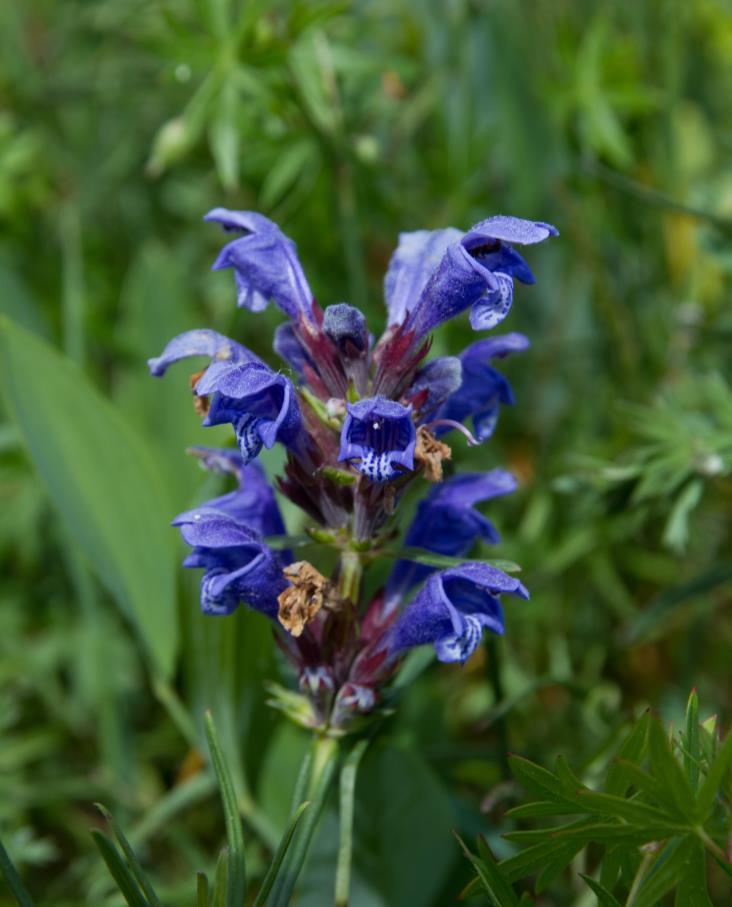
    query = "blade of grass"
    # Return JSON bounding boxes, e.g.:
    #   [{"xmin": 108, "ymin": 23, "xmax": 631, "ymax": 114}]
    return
[
  {"xmin": 335, "ymin": 738, "xmax": 370, "ymax": 907},
  {"xmin": 90, "ymin": 831, "xmax": 149, "ymax": 907},
  {"xmin": 0, "ymin": 835, "xmax": 36, "ymax": 907},
  {"xmin": 95, "ymin": 805, "xmax": 162, "ymax": 907},
  {"xmin": 268, "ymin": 734, "xmax": 339, "ymax": 907},
  {"xmin": 252, "ymin": 801, "xmax": 310, "ymax": 907},
  {"xmin": 204, "ymin": 712, "xmax": 246, "ymax": 907}
]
